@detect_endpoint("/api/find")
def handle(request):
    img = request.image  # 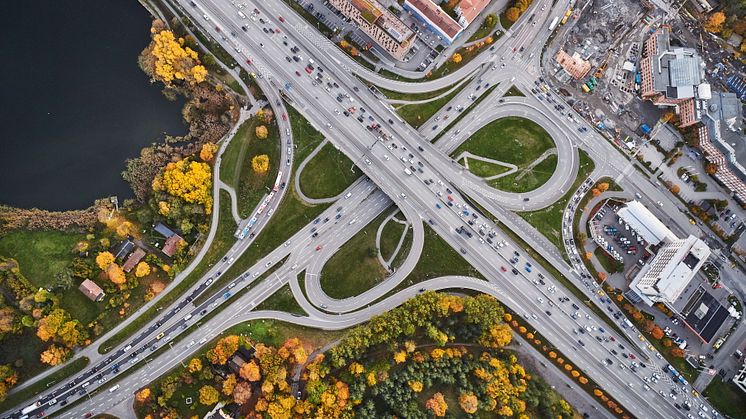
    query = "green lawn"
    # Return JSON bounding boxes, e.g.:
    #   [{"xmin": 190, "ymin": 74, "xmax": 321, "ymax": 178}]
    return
[
  {"xmin": 0, "ymin": 230, "xmax": 83, "ymax": 288},
  {"xmin": 255, "ymin": 284, "xmax": 305, "ymax": 315},
  {"xmin": 390, "ymin": 225, "xmax": 413, "ymax": 270},
  {"xmin": 463, "ymin": 158, "xmax": 511, "ymax": 178},
  {"xmin": 430, "ymin": 42, "xmax": 493, "ymax": 79},
  {"xmin": 320, "ymin": 212, "xmax": 390, "ymax": 299},
  {"xmin": 452, "ymin": 117, "xmax": 555, "ymax": 168},
  {"xmin": 488, "ymin": 154, "xmax": 557, "ymax": 193},
  {"xmin": 504, "ymin": 85, "xmax": 526, "ymax": 97},
  {"xmin": 219, "ymin": 117, "xmax": 281, "ymax": 218},
  {"xmin": 0, "ymin": 357, "xmax": 89, "ymax": 412},
  {"xmin": 395, "ymin": 81, "xmax": 468, "ymax": 128},
  {"xmin": 704, "ymin": 376, "xmax": 746, "ymax": 419},
  {"xmin": 378, "ymin": 212, "xmax": 406, "ymax": 262},
  {"xmin": 298, "ymin": 142, "xmax": 361, "ymax": 199},
  {"xmin": 500, "ymin": 12, "xmax": 516, "ymax": 30},
  {"xmin": 593, "ymin": 247, "xmax": 624, "ymax": 274},
  {"xmin": 518, "ymin": 150, "xmax": 595, "ymax": 250},
  {"xmin": 466, "ymin": 15, "xmax": 498, "ymax": 42},
  {"xmin": 197, "ymin": 106, "xmax": 331, "ymax": 301},
  {"xmin": 100, "ymin": 190, "xmax": 236, "ymax": 353}
]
